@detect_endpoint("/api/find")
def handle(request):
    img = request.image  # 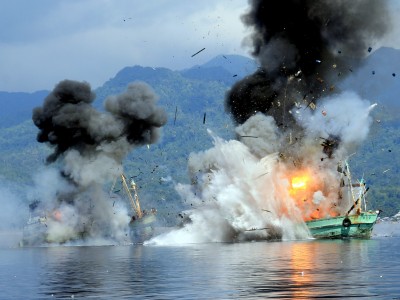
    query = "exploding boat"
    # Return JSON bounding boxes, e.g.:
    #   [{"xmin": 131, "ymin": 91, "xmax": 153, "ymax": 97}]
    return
[
  {"xmin": 304, "ymin": 161, "xmax": 380, "ymax": 239},
  {"xmin": 116, "ymin": 174, "xmax": 157, "ymax": 243},
  {"xmin": 306, "ymin": 211, "xmax": 379, "ymax": 239},
  {"xmin": 20, "ymin": 174, "xmax": 157, "ymax": 246}
]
